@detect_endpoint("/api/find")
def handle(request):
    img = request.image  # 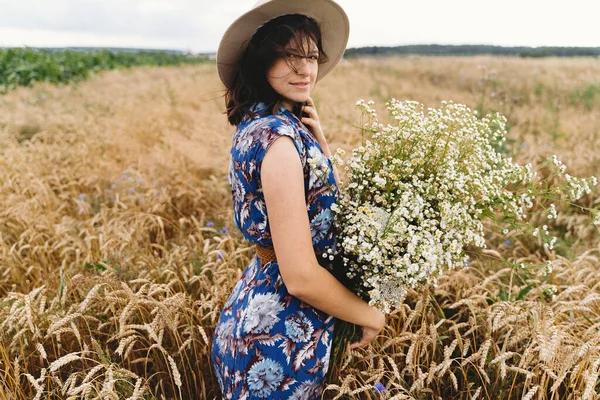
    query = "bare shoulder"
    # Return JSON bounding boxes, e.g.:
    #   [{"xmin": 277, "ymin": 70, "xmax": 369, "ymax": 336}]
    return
[{"xmin": 261, "ymin": 135, "xmax": 304, "ymax": 201}]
